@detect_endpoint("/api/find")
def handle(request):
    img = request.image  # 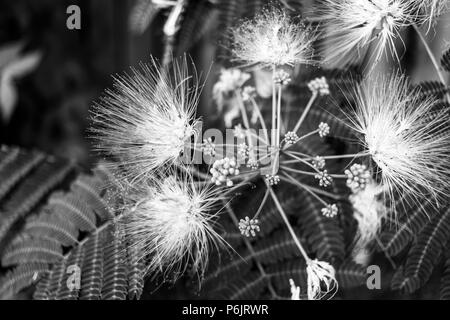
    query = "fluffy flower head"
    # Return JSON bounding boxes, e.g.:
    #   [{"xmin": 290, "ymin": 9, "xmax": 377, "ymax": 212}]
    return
[
  {"xmin": 315, "ymin": 0, "xmax": 416, "ymax": 68},
  {"xmin": 231, "ymin": 7, "xmax": 316, "ymax": 67},
  {"xmin": 90, "ymin": 56, "xmax": 201, "ymax": 183},
  {"xmin": 120, "ymin": 171, "xmax": 227, "ymax": 279},
  {"xmin": 346, "ymin": 74, "xmax": 450, "ymax": 208}
]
